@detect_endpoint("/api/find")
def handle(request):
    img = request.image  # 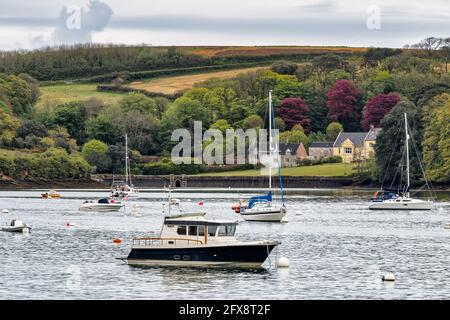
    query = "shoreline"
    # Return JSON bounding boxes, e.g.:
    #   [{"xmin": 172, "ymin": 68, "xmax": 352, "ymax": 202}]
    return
[{"xmin": 1, "ymin": 175, "xmax": 448, "ymax": 192}]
